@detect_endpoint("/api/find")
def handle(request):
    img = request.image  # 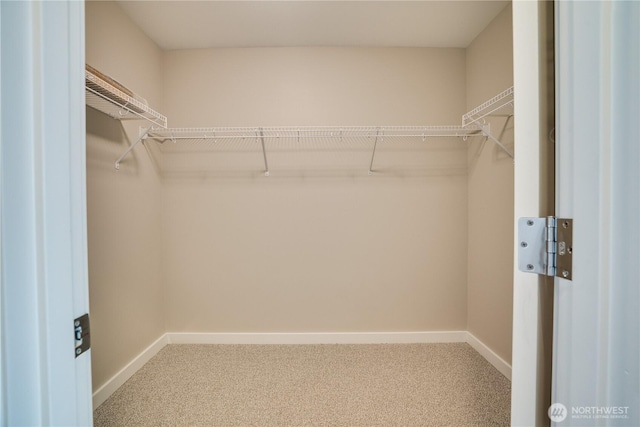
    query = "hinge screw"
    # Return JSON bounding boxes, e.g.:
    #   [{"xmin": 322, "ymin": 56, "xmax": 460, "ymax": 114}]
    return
[
  {"xmin": 562, "ymin": 270, "xmax": 569, "ymax": 278},
  {"xmin": 520, "ymin": 241, "xmax": 528, "ymax": 248},
  {"xmin": 562, "ymin": 221, "xmax": 570, "ymax": 228},
  {"xmin": 76, "ymin": 348, "xmax": 82, "ymax": 355},
  {"xmin": 527, "ymin": 220, "xmax": 534, "ymax": 226},
  {"xmin": 74, "ymin": 320, "xmax": 80, "ymax": 327},
  {"xmin": 526, "ymin": 264, "xmax": 534, "ymax": 270}
]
